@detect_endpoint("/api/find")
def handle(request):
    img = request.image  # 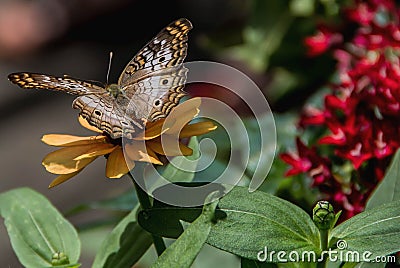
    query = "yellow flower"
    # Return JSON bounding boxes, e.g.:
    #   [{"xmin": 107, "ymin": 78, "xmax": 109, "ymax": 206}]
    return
[{"xmin": 42, "ymin": 98, "xmax": 217, "ymax": 188}]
